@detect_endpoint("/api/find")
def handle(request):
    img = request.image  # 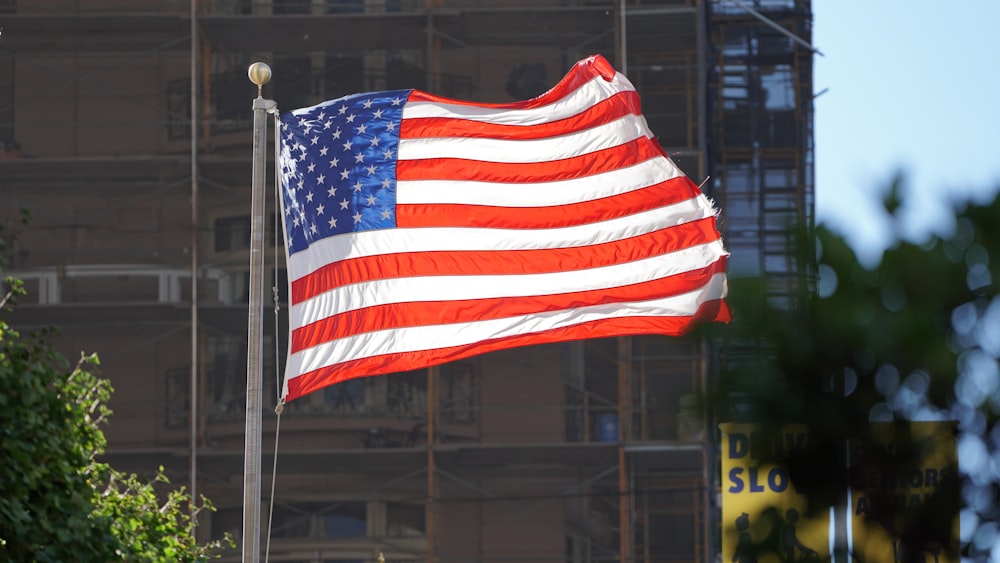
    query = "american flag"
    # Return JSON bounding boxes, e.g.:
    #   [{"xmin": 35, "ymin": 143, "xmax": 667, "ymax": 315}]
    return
[{"xmin": 278, "ymin": 54, "xmax": 729, "ymax": 402}]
